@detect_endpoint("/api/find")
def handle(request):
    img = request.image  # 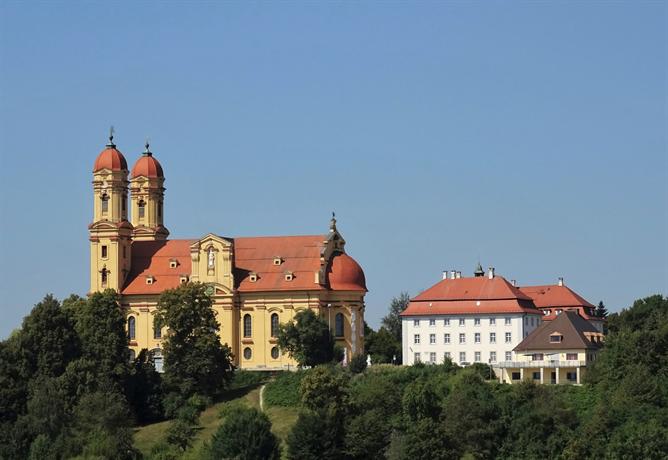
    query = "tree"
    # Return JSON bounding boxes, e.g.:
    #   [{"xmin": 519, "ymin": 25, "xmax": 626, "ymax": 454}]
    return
[
  {"xmin": 300, "ymin": 366, "xmax": 350, "ymax": 415},
  {"xmin": 348, "ymin": 353, "xmax": 367, "ymax": 374},
  {"xmin": 365, "ymin": 326, "xmax": 401, "ymax": 364},
  {"xmin": 209, "ymin": 405, "xmax": 280, "ymax": 460},
  {"xmin": 381, "ymin": 292, "xmax": 409, "ymax": 342},
  {"xmin": 287, "ymin": 410, "xmax": 345, "ymax": 460},
  {"xmin": 125, "ymin": 349, "xmax": 164, "ymax": 424},
  {"xmin": 595, "ymin": 300, "xmax": 608, "ymax": 318},
  {"xmin": 73, "ymin": 290, "xmax": 130, "ymax": 387},
  {"xmin": 156, "ymin": 283, "xmax": 233, "ymax": 401},
  {"xmin": 277, "ymin": 309, "xmax": 336, "ymax": 367}
]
